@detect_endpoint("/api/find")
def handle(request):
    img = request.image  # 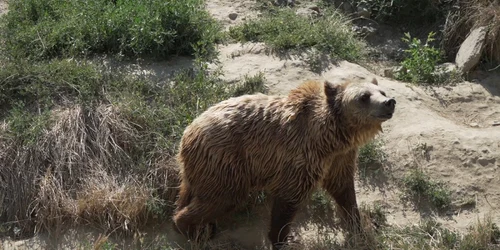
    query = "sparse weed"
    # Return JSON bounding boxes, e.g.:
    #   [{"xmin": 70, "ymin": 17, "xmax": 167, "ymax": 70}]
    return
[
  {"xmin": 402, "ymin": 168, "xmax": 452, "ymax": 210},
  {"xmin": 360, "ymin": 202, "xmax": 387, "ymax": 228},
  {"xmin": 375, "ymin": 219, "xmax": 460, "ymax": 249},
  {"xmin": 232, "ymin": 71, "xmax": 268, "ymax": 96},
  {"xmin": 459, "ymin": 217, "xmax": 500, "ymax": 250},
  {"xmin": 358, "ymin": 139, "xmax": 386, "ymax": 168},
  {"xmin": 358, "ymin": 139, "xmax": 386, "ymax": 179},
  {"xmin": 310, "ymin": 190, "xmax": 333, "ymax": 211},
  {"xmin": 372, "ymin": 216, "xmax": 500, "ymax": 250},
  {"xmin": 1, "ymin": 0, "xmax": 223, "ymax": 61},
  {"xmin": 228, "ymin": 7, "xmax": 365, "ymax": 65}
]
